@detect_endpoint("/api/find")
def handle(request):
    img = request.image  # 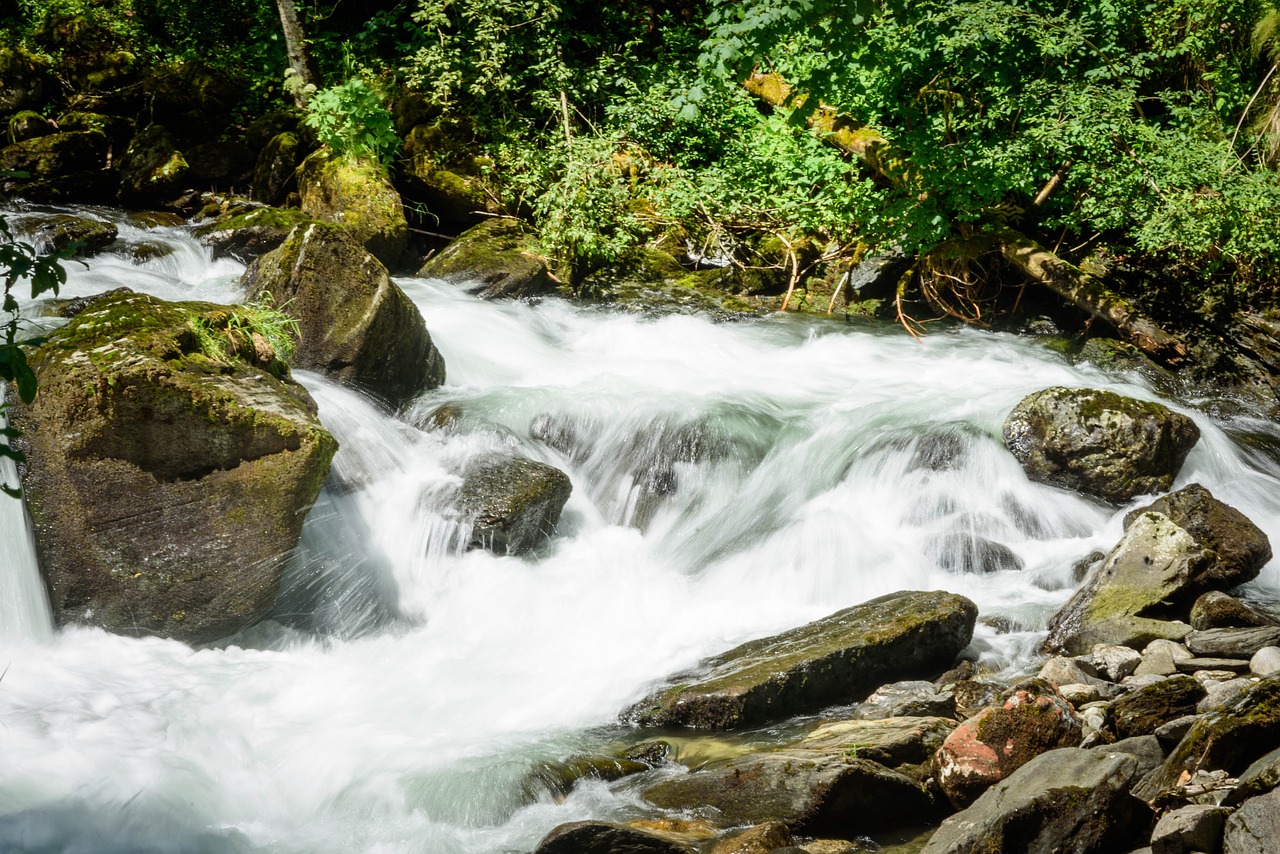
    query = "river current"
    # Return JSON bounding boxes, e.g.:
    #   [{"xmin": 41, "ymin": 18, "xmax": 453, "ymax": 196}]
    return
[{"xmin": 1, "ymin": 206, "xmax": 1279, "ymax": 853}]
